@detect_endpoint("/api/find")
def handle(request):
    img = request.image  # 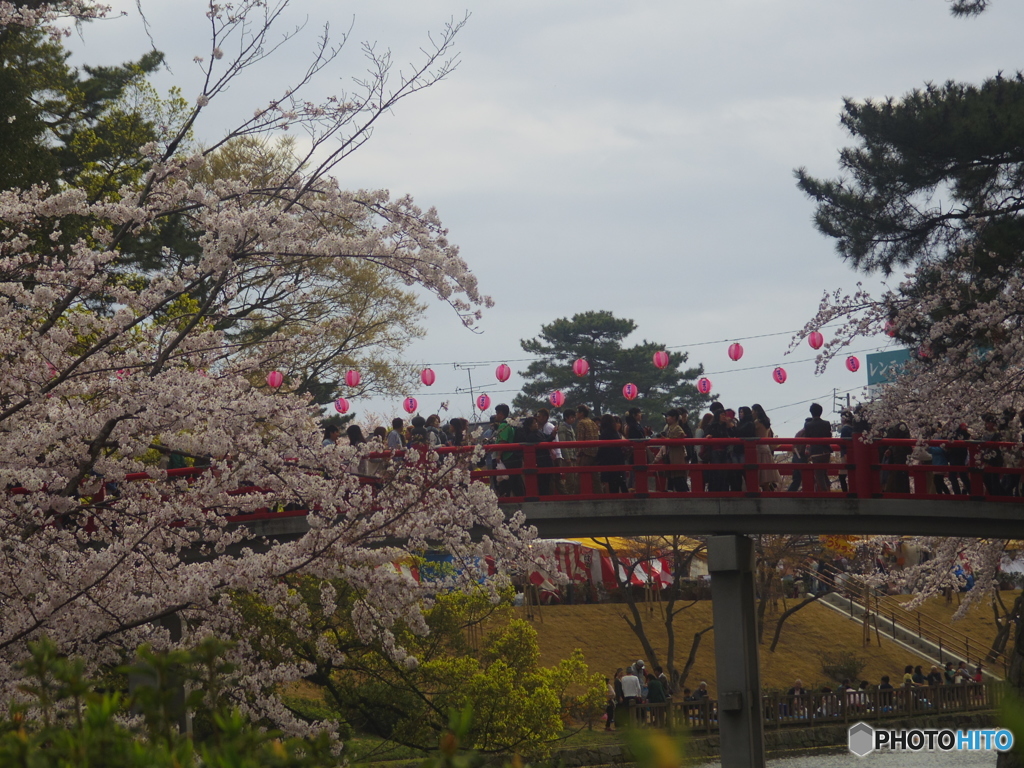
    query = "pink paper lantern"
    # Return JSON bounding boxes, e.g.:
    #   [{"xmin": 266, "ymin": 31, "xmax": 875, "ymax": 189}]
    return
[
  {"xmin": 495, "ymin": 363, "xmax": 511, "ymax": 382},
  {"xmin": 808, "ymin": 331, "xmax": 824, "ymax": 350},
  {"xmin": 697, "ymin": 377, "xmax": 713, "ymax": 395},
  {"xmin": 772, "ymin": 367, "xmax": 787, "ymax": 384},
  {"xmin": 476, "ymin": 393, "xmax": 491, "ymax": 411},
  {"xmin": 622, "ymin": 383, "xmax": 638, "ymax": 401},
  {"xmin": 334, "ymin": 397, "xmax": 350, "ymax": 414},
  {"xmin": 884, "ymin": 320, "xmax": 897, "ymax": 338},
  {"xmin": 845, "ymin": 356, "xmax": 860, "ymax": 373},
  {"xmin": 549, "ymin": 390, "xmax": 565, "ymax": 408},
  {"xmin": 345, "ymin": 370, "xmax": 361, "ymax": 387},
  {"xmin": 918, "ymin": 345, "xmax": 932, "ymax": 360},
  {"xmin": 267, "ymin": 370, "xmax": 283, "ymax": 388},
  {"xmin": 403, "ymin": 397, "xmax": 418, "ymax": 414},
  {"xmin": 420, "ymin": 368, "xmax": 436, "ymax": 386},
  {"xmin": 572, "ymin": 358, "xmax": 589, "ymax": 377},
  {"xmin": 728, "ymin": 343, "xmax": 744, "ymax": 362},
  {"xmin": 653, "ymin": 350, "xmax": 670, "ymax": 369}
]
